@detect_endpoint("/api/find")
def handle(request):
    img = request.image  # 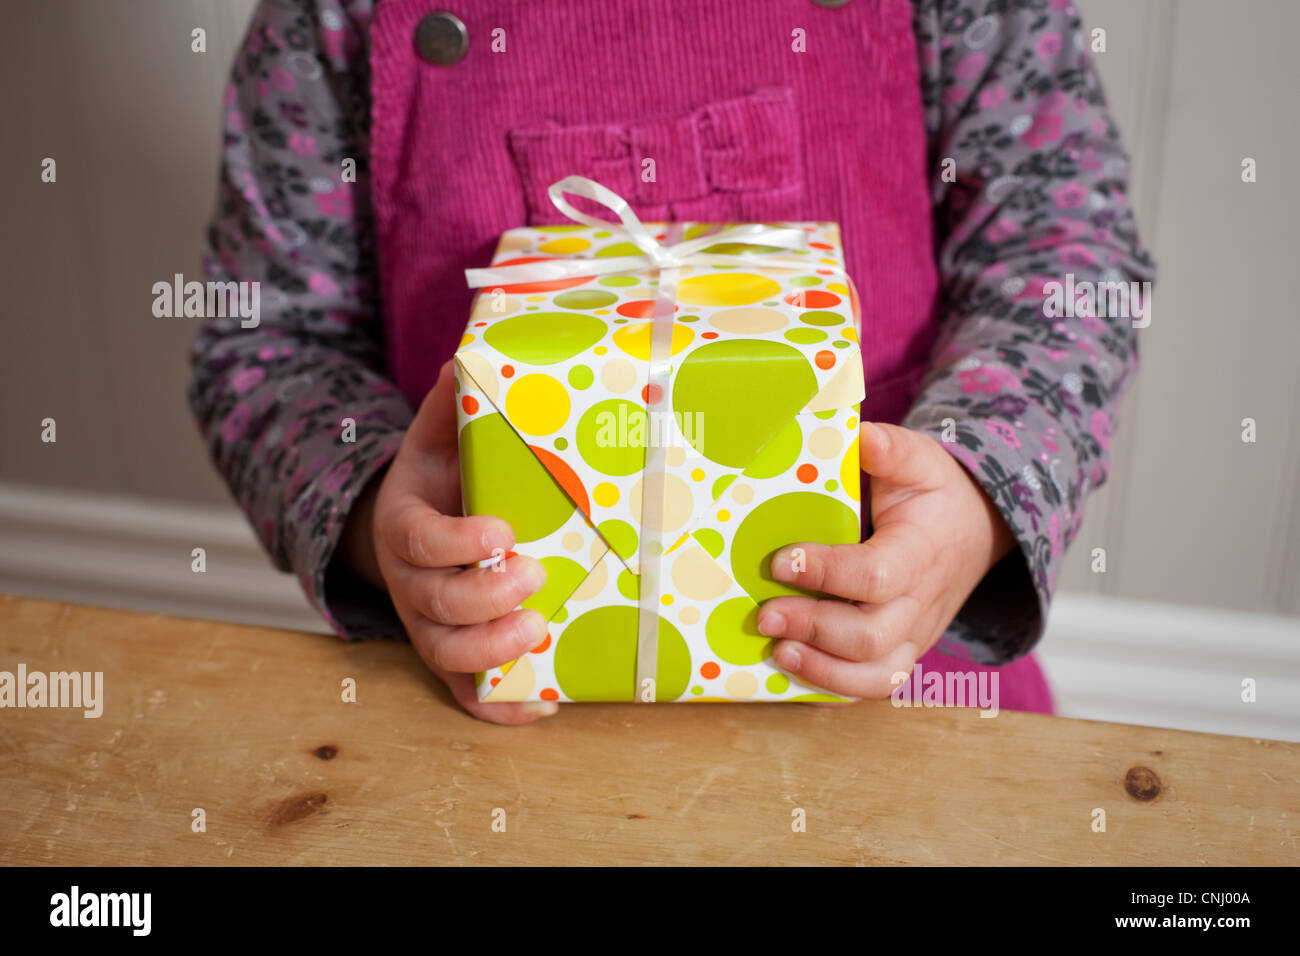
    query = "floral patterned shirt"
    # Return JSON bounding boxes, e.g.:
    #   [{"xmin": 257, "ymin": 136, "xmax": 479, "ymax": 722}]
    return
[{"xmin": 189, "ymin": 0, "xmax": 1155, "ymax": 665}]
